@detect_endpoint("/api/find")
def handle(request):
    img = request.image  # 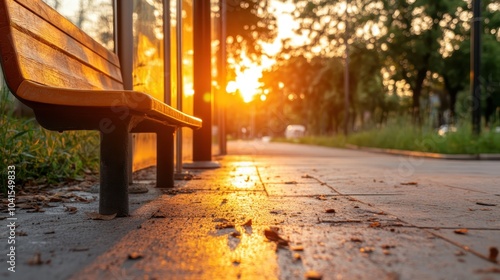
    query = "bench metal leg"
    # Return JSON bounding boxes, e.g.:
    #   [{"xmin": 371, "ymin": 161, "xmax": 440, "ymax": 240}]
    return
[
  {"xmin": 99, "ymin": 124, "xmax": 129, "ymax": 217},
  {"xmin": 156, "ymin": 128, "xmax": 175, "ymax": 188}
]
